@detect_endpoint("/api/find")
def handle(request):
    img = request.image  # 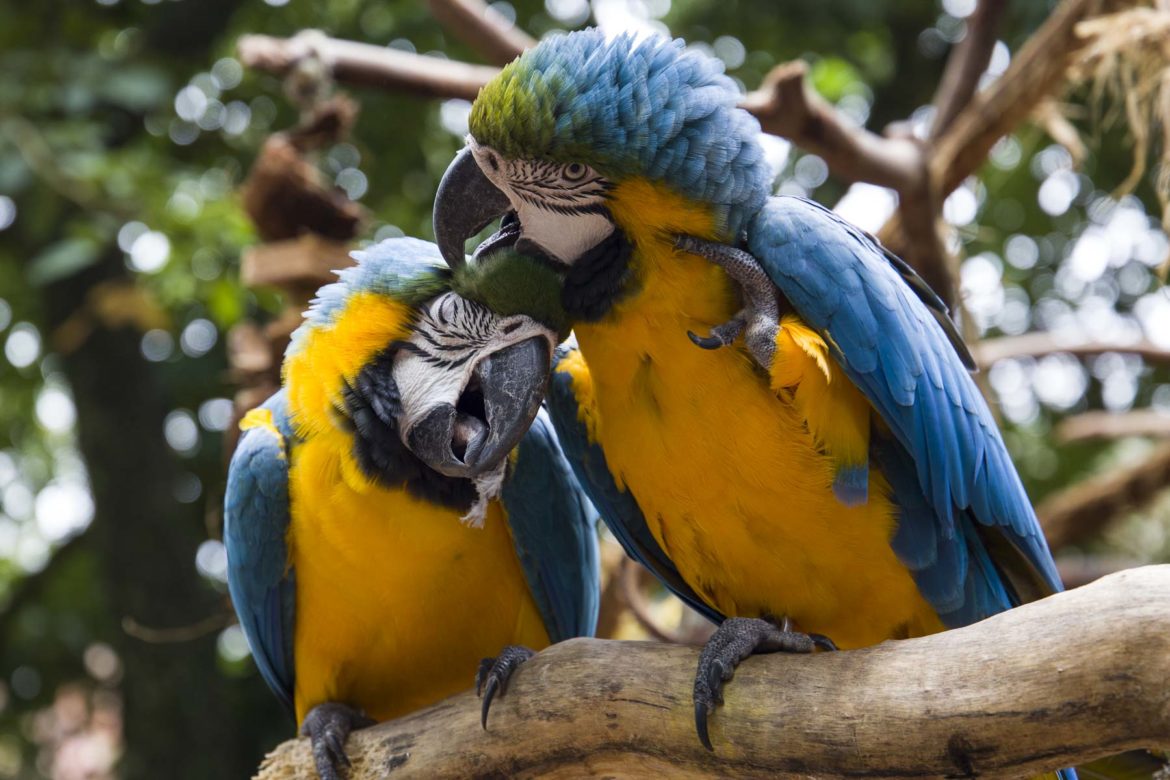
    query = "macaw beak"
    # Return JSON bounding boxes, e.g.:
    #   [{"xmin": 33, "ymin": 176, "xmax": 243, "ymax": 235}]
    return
[
  {"xmin": 434, "ymin": 146, "xmax": 512, "ymax": 269},
  {"xmin": 407, "ymin": 336, "xmax": 551, "ymax": 478}
]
